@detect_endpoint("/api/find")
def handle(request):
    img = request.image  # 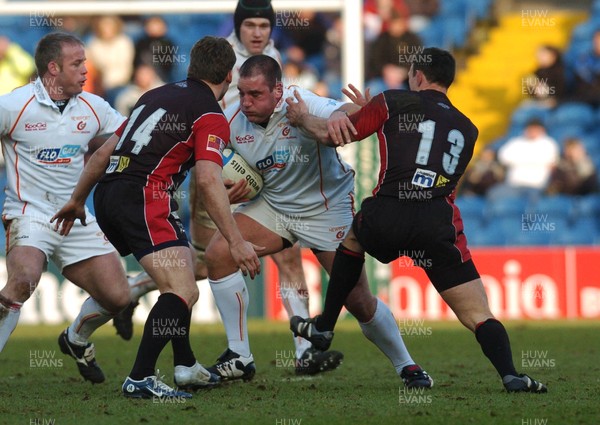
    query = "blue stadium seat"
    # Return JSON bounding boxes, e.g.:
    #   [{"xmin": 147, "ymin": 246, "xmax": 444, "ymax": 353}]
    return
[
  {"xmin": 455, "ymin": 196, "xmax": 486, "ymax": 220},
  {"xmin": 485, "ymin": 196, "xmax": 528, "ymax": 218},
  {"xmin": 571, "ymin": 193, "xmax": 600, "ymax": 218},
  {"xmin": 527, "ymin": 195, "xmax": 575, "ymax": 220},
  {"xmin": 548, "ymin": 126, "xmax": 585, "ymax": 145},
  {"xmin": 442, "ymin": 15, "xmax": 469, "ymax": 49},
  {"xmin": 506, "ymin": 227, "xmax": 553, "ymax": 246},
  {"xmin": 550, "ymin": 218, "xmax": 597, "ymax": 245},
  {"xmin": 508, "ymin": 105, "xmax": 550, "ymax": 136},
  {"xmin": 467, "ymin": 222, "xmax": 506, "ymax": 247},
  {"xmin": 466, "ymin": 0, "xmax": 493, "ymax": 20},
  {"xmin": 549, "ymin": 102, "xmax": 596, "ymax": 132},
  {"xmin": 440, "ymin": 0, "xmax": 469, "ymax": 19},
  {"xmin": 417, "ymin": 20, "xmax": 445, "ymax": 48}
]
